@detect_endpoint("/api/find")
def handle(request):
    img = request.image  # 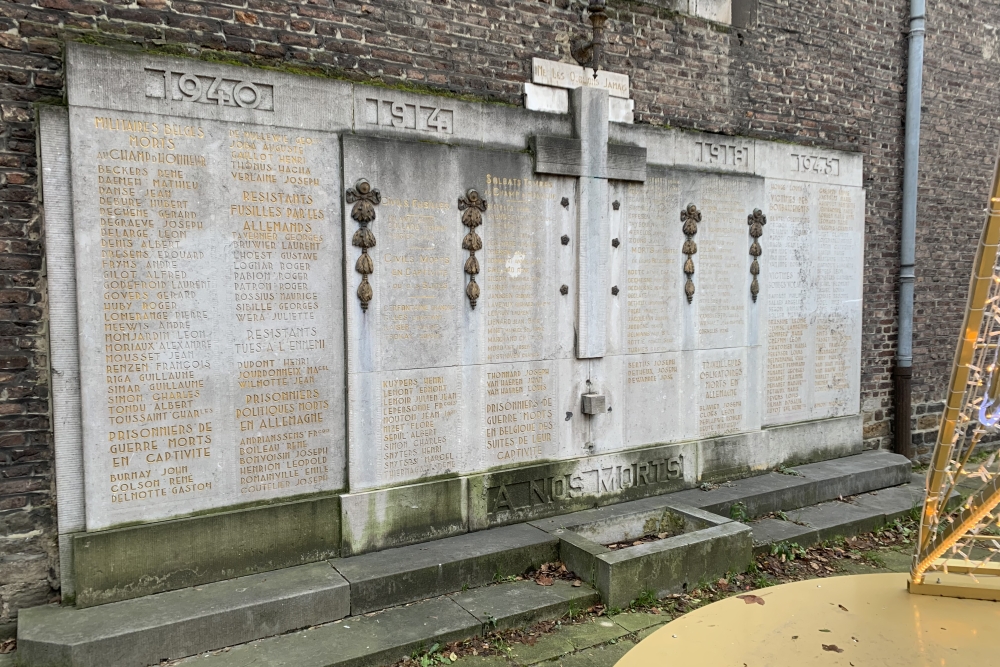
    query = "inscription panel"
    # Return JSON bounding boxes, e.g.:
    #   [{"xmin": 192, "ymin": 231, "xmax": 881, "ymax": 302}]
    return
[
  {"xmin": 377, "ymin": 367, "xmax": 465, "ymax": 483},
  {"xmin": 344, "ymin": 136, "xmax": 570, "ymax": 490},
  {"xmin": 475, "ymin": 441, "xmax": 696, "ymax": 528},
  {"xmin": 763, "ymin": 180, "xmax": 863, "ymax": 426},
  {"xmin": 144, "ymin": 67, "xmax": 275, "ymax": 111},
  {"xmin": 764, "ymin": 180, "xmax": 813, "ymax": 422},
  {"xmin": 695, "ymin": 347, "xmax": 756, "ymax": 439},
  {"xmin": 622, "ymin": 351, "xmax": 689, "ymax": 447},
  {"xmin": 70, "ymin": 107, "xmax": 345, "ymax": 529},
  {"xmin": 351, "ymin": 88, "xmax": 485, "ymax": 147},
  {"xmin": 680, "ymin": 173, "xmax": 764, "ymax": 352},
  {"xmin": 619, "ymin": 169, "xmax": 683, "ymax": 355},
  {"xmin": 531, "ymin": 57, "xmax": 630, "ymax": 98},
  {"xmin": 363, "ymin": 97, "xmax": 454, "ymax": 134},
  {"xmin": 485, "ymin": 175, "xmax": 561, "ymax": 363},
  {"xmin": 480, "ymin": 360, "xmax": 559, "ymax": 469},
  {"xmin": 813, "ymin": 185, "xmax": 864, "ymax": 417}
]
